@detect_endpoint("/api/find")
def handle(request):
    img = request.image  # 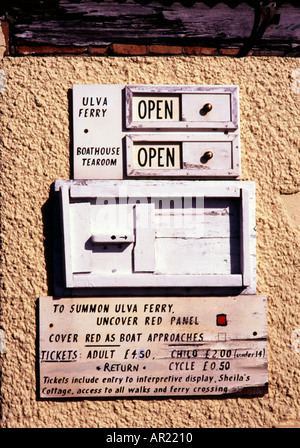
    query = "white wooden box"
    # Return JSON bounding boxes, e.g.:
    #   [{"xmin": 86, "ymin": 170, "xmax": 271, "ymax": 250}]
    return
[
  {"xmin": 54, "ymin": 180, "xmax": 256, "ymax": 294},
  {"xmin": 126, "ymin": 133, "xmax": 240, "ymax": 178},
  {"xmin": 126, "ymin": 85, "xmax": 239, "ymax": 131}
]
